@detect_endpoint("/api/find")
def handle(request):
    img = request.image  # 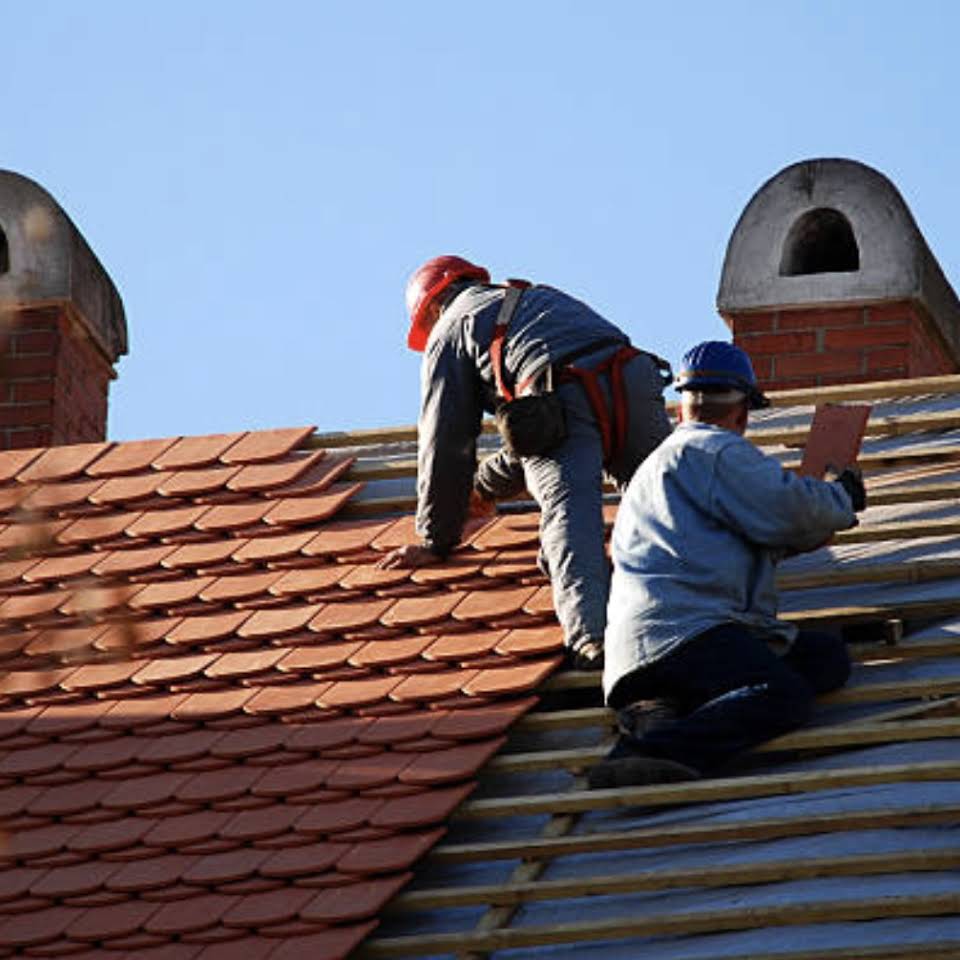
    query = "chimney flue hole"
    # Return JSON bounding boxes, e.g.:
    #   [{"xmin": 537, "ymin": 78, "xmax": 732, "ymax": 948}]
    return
[
  {"xmin": 0, "ymin": 227, "xmax": 8, "ymax": 275},
  {"xmin": 779, "ymin": 207, "xmax": 859, "ymax": 276}
]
